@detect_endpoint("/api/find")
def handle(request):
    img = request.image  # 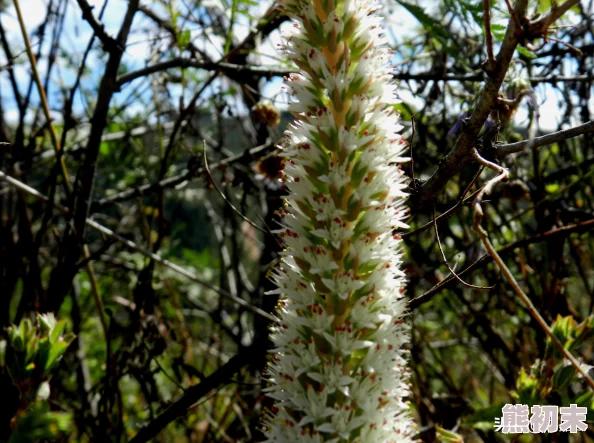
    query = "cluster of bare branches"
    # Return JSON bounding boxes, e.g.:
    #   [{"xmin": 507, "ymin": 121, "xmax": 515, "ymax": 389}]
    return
[{"xmin": 0, "ymin": 0, "xmax": 593, "ymax": 441}]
